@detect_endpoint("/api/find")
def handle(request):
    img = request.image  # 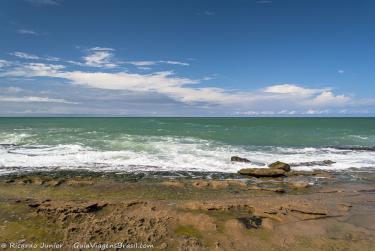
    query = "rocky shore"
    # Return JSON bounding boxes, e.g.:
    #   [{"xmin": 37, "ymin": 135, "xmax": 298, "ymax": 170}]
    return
[{"xmin": 0, "ymin": 168, "xmax": 374, "ymax": 250}]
